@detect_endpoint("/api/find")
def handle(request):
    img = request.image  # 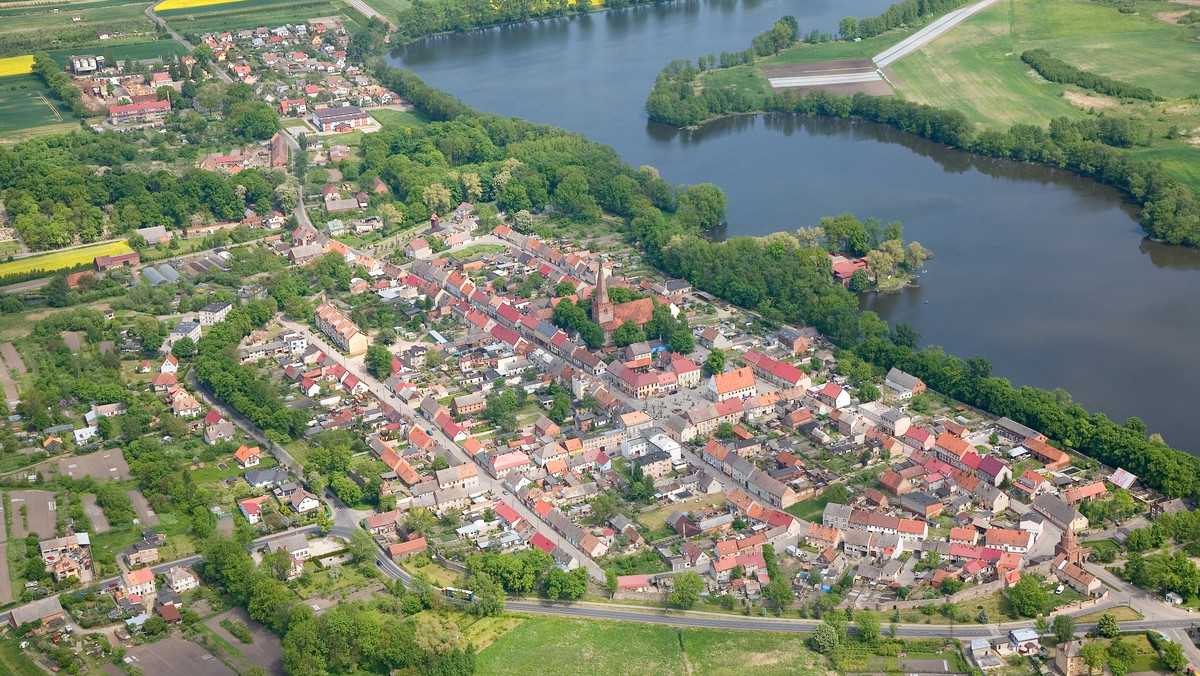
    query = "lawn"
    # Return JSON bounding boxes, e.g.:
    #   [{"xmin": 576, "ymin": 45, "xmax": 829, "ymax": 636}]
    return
[
  {"xmin": 0, "ymin": 240, "xmax": 132, "ymax": 278},
  {"xmin": 636, "ymin": 492, "xmax": 726, "ymax": 532},
  {"xmin": 400, "ymin": 555, "xmax": 460, "ymax": 587},
  {"xmin": 479, "ymin": 617, "xmax": 825, "ymax": 675},
  {"xmin": 447, "ymin": 244, "xmax": 506, "ymax": 260},
  {"xmin": 1130, "ymin": 145, "xmax": 1200, "ymax": 195},
  {"xmin": 0, "ymin": 638, "xmax": 44, "ymax": 676},
  {"xmin": 784, "ymin": 495, "xmax": 835, "ymax": 522},
  {"xmin": 369, "ymin": 108, "xmax": 428, "ymax": 128},
  {"xmin": 0, "ymin": 74, "xmax": 75, "ymax": 134},
  {"xmin": 1074, "ymin": 606, "xmax": 1143, "ymax": 623}
]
